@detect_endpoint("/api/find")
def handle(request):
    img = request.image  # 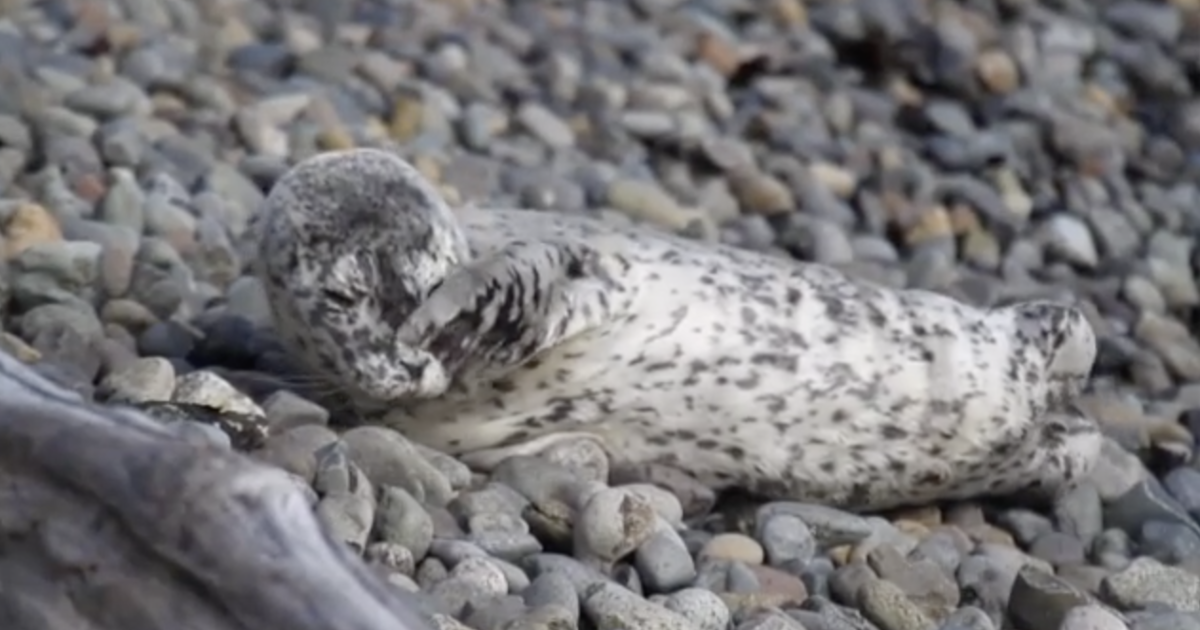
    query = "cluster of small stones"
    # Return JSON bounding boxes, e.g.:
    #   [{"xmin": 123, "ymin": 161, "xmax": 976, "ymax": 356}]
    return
[{"xmin": 3, "ymin": 0, "xmax": 1200, "ymax": 629}]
